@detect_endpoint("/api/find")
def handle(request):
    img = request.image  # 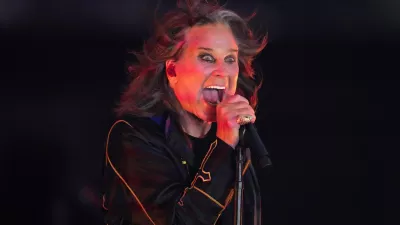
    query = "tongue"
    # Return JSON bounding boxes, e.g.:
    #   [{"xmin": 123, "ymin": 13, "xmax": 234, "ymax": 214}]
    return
[{"xmin": 203, "ymin": 89, "xmax": 219, "ymax": 104}]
